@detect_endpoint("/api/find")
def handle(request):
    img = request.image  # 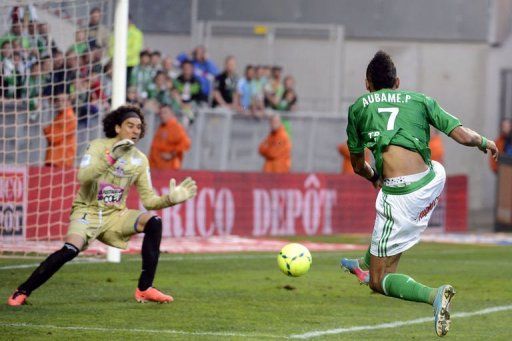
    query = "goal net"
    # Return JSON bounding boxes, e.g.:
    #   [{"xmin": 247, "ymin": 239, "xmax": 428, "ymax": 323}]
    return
[{"xmin": 0, "ymin": 0, "xmax": 117, "ymax": 257}]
